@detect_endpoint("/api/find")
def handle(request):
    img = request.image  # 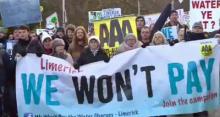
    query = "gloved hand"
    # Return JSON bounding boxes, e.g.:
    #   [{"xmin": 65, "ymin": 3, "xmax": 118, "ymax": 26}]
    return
[
  {"xmin": 141, "ymin": 44, "xmax": 147, "ymax": 48},
  {"xmin": 20, "ymin": 51, "xmax": 27, "ymax": 57},
  {"xmin": 168, "ymin": 39, "xmax": 179, "ymax": 46},
  {"xmin": 36, "ymin": 52, "xmax": 43, "ymax": 57},
  {"xmin": 74, "ymin": 63, "xmax": 80, "ymax": 70},
  {"xmin": 104, "ymin": 58, "xmax": 110, "ymax": 63}
]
